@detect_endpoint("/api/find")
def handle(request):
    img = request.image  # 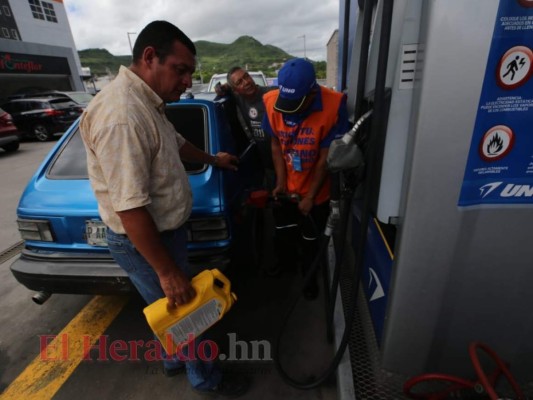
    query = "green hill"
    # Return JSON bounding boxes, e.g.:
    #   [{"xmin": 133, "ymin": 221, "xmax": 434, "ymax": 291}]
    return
[
  {"xmin": 78, "ymin": 49, "xmax": 131, "ymax": 77},
  {"xmin": 78, "ymin": 36, "xmax": 326, "ymax": 80}
]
